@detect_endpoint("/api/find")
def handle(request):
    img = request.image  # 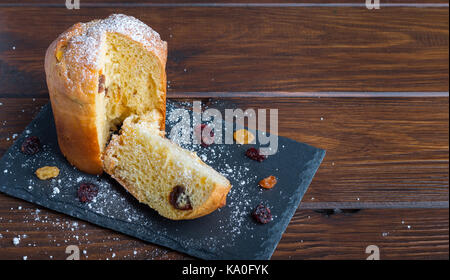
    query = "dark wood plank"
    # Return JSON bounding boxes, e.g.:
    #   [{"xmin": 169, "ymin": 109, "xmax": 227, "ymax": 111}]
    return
[
  {"xmin": 1, "ymin": 96, "xmax": 448, "ymax": 203},
  {"xmin": 0, "ymin": 6, "xmax": 448, "ymax": 96},
  {"xmin": 220, "ymin": 97, "xmax": 449, "ymax": 203},
  {"xmin": 273, "ymin": 207, "xmax": 449, "ymax": 260},
  {"xmin": 0, "ymin": 195, "xmax": 190, "ymax": 260},
  {"xmin": 0, "ymin": 195, "xmax": 447, "ymax": 260}
]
